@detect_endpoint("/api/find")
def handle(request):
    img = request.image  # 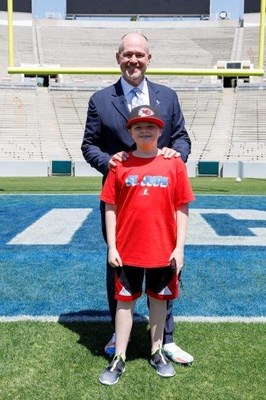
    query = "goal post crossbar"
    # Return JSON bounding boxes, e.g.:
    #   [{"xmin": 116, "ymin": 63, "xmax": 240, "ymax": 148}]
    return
[
  {"xmin": 6, "ymin": 0, "xmax": 266, "ymax": 77},
  {"xmin": 6, "ymin": 66, "xmax": 265, "ymax": 77}
]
